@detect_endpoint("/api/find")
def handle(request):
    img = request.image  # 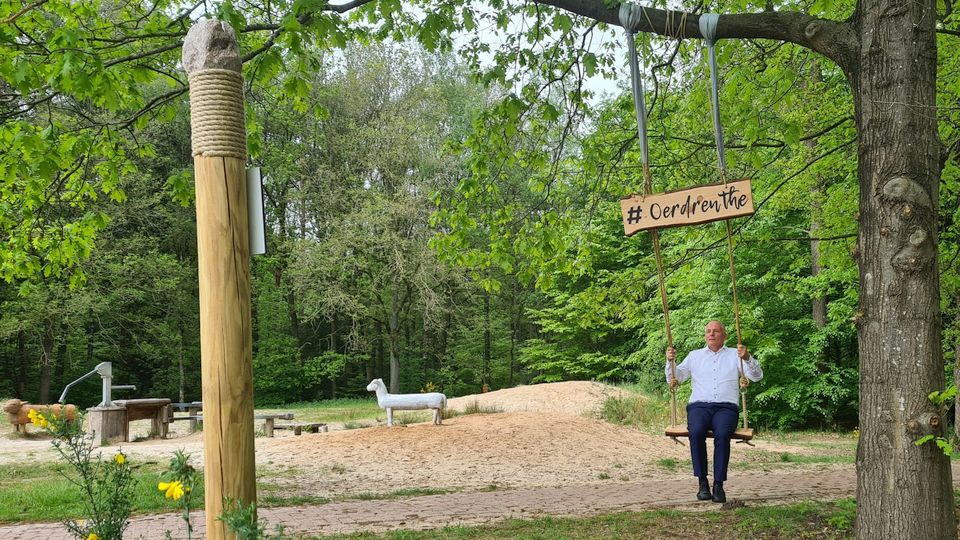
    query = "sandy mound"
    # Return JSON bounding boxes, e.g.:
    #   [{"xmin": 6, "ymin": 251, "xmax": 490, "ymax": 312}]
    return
[{"xmin": 446, "ymin": 381, "xmax": 630, "ymax": 417}]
